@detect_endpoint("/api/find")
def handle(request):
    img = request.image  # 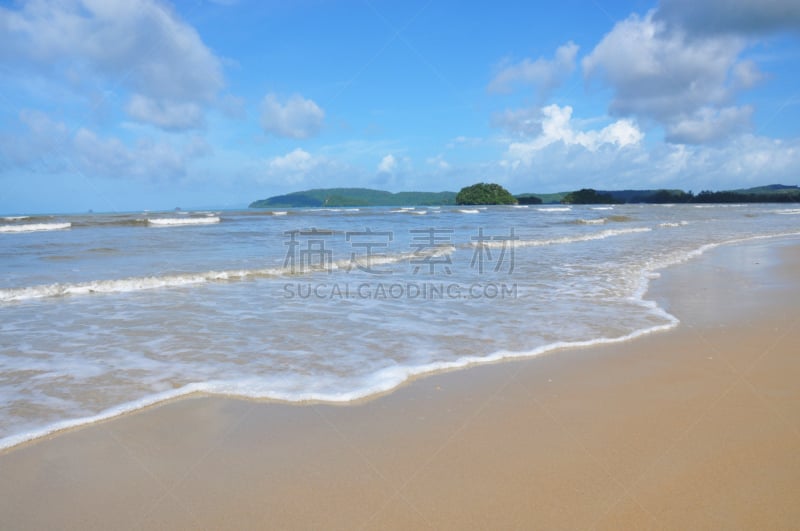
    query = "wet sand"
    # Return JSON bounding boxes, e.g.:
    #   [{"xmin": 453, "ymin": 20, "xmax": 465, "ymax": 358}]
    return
[{"xmin": 1, "ymin": 238, "xmax": 799, "ymax": 529}]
